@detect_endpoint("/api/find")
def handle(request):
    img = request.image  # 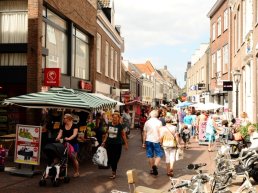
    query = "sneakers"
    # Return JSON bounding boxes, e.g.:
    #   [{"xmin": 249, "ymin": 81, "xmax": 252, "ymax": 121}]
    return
[{"xmin": 152, "ymin": 165, "xmax": 158, "ymax": 176}]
